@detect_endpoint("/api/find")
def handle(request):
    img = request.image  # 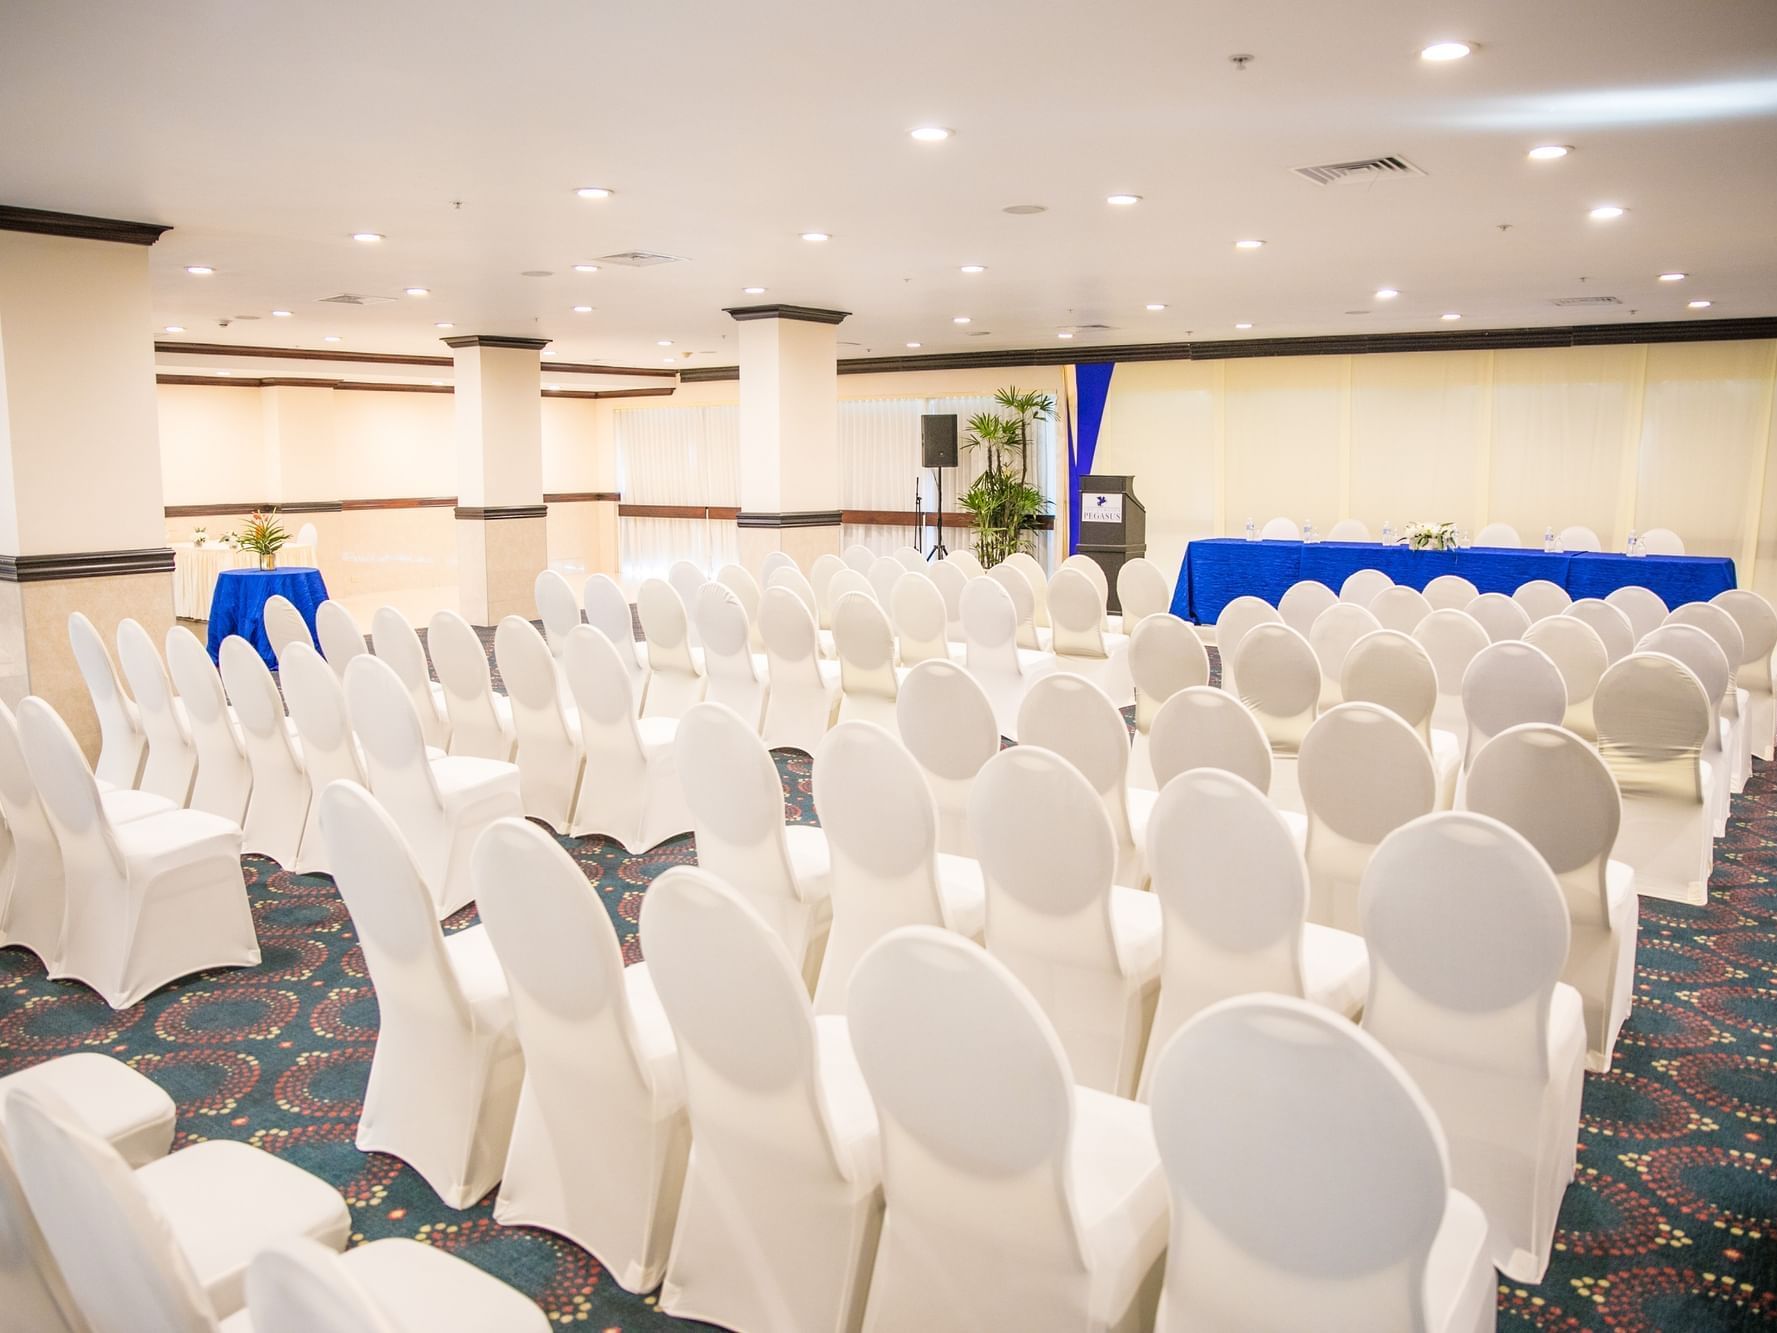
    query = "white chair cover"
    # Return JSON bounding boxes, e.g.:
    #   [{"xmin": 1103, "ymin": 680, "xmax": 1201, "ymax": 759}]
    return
[
  {"xmin": 1278, "ymin": 580, "xmax": 1337, "ymax": 637},
  {"xmin": 961, "ymin": 575, "xmax": 1055, "ymax": 739},
  {"xmin": 426, "ymin": 609, "xmax": 516, "ymax": 761},
  {"xmin": 1127, "ymin": 613, "xmax": 1210, "ymax": 789},
  {"xmin": 1234, "ymin": 623, "xmax": 1320, "ymax": 813},
  {"xmin": 370, "ymin": 607, "xmax": 450, "ymax": 751},
  {"xmin": 969, "ymin": 746, "xmax": 1161, "ymax": 1096},
  {"xmin": 675, "ymin": 701, "xmax": 833, "ymax": 985},
  {"xmin": 262, "ymin": 593, "xmax": 315, "ymax": 665},
  {"xmin": 895, "ymin": 659, "xmax": 999, "ymax": 858},
  {"xmin": 848, "ymin": 927, "xmax": 1167, "ymax": 1333},
  {"xmin": 945, "ymin": 549, "xmax": 986, "ymax": 578},
  {"xmin": 314, "ymin": 601, "xmax": 368, "ymax": 679},
  {"xmin": 1260, "ymin": 516, "xmax": 1301, "ymax": 541},
  {"xmin": 219, "ymin": 636, "xmax": 308, "ymax": 866},
  {"xmin": 1459, "ymin": 640, "xmax": 1568, "ymax": 773},
  {"xmin": 1513, "ymin": 579, "xmax": 1572, "ymax": 622},
  {"xmin": 1147, "ymin": 995, "xmax": 1494, "ymax": 1333},
  {"xmin": 1594, "ymin": 652, "xmax": 1714, "ymax": 904},
  {"xmin": 759, "ymin": 586, "xmax": 841, "ymax": 753},
  {"xmin": 1713, "ymin": 587, "xmax": 1777, "ymax": 762},
  {"xmin": 639, "ymin": 867, "xmax": 882, "ymax": 1333},
  {"xmin": 1466, "ymin": 591, "xmax": 1533, "ymax": 642},
  {"xmin": 1061, "ymin": 551, "xmax": 1112, "ymax": 624},
  {"xmin": 562, "ymin": 626, "xmax": 691, "ymax": 850},
  {"xmin": 760, "ymin": 549, "xmax": 800, "ymax": 586},
  {"xmin": 471, "ymin": 819, "xmax": 688, "ymax": 1294},
  {"xmin": 1422, "ymin": 574, "xmax": 1480, "ymax": 611},
  {"xmin": 695, "ymin": 582, "xmax": 768, "ymax": 730},
  {"xmin": 67, "ymin": 611, "xmax": 145, "ymax": 789},
  {"xmin": 1326, "ymin": 518, "xmax": 1372, "ymax": 542},
  {"xmin": 1638, "ymin": 623, "xmax": 1732, "ymax": 836},
  {"xmin": 834, "ymin": 591, "xmax": 902, "ymax": 733},
  {"xmin": 1475, "ymin": 521, "xmax": 1523, "ymax": 547},
  {"xmin": 989, "ymin": 563, "xmax": 1049, "ymax": 651},
  {"xmin": 810, "ymin": 722, "xmax": 985, "ymax": 1015},
  {"xmin": 766, "ymin": 563, "xmax": 821, "ymax": 622},
  {"xmin": 811, "ymin": 553, "xmax": 847, "ymax": 628},
  {"xmin": 1214, "ymin": 595, "xmax": 1282, "ymax": 698},
  {"xmin": 1524, "ymin": 615, "xmax": 1609, "ymax": 740},
  {"xmin": 342, "ymin": 655, "xmax": 523, "ymax": 919},
  {"xmin": 1005, "ymin": 551, "xmax": 1051, "ymax": 629},
  {"xmin": 637, "ymin": 578, "xmax": 706, "ymax": 720},
  {"xmin": 280, "ymin": 642, "xmax": 368, "ymax": 876},
  {"xmin": 0, "ymin": 701, "xmax": 72, "ymax": 968},
  {"xmin": 1368, "ymin": 585, "xmax": 1433, "ymax": 634},
  {"xmin": 1412, "ymin": 609, "xmax": 1489, "ymax": 740},
  {"xmin": 667, "ymin": 560, "xmax": 708, "ymax": 649},
  {"xmin": 1139, "ymin": 771, "xmax": 1369, "ymax": 1096},
  {"xmin": 114, "ymin": 618, "xmax": 196, "ymax": 807},
  {"xmin": 1147, "ymin": 686, "xmax": 1274, "ymax": 795},
  {"xmin": 1339, "ymin": 568, "xmax": 1392, "ymax": 605},
  {"xmin": 17, "ymin": 696, "xmax": 254, "ymax": 1009},
  {"xmin": 1639, "ymin": 527, "xmax": 1685, "ymax": 555},
  {"xmin": 317, "ymin": 781, "xmax": 523, "ymax": 1209},
  {"xmin": 1565, "ymin": 598, "xmax": 1636, "ymax": 663},
  {"xmin": 1308, "ymin": 602, "xmax": 1382, "ymax": 711},
  {"xmin": 582, "ymin": 572, "xmax": 649, "ymax": 710},
  {"xmin": 533, "ymin": 568, "xmax": 583, "ymax": 656},
  {"xmin": 1465, "ymin": 723, "xmax": 1638, "ymax": 1072},
  {"xmin": 842, "ymin": 542, "xmax": 876, "ymax": 572},
  {"xmin": 866, "ymin": 557, "xmax": 905, "ymax": 609},
  {"xmin": 1050, "ymin": 568, "xmax": 1134, "ymax": 705},
  {"xmin": 891, "ymin": 571, "xmax": 953, "ymax": 666},
  {"xmin": 1667, "ymin": 601, "xmax": 1750, "ymax": 791},
  {"xmin": 1299, "ymin": 703, "xmax": 1436, "ymax": 932},
  {"xmin": 494, "ymin": 616, "xmax": 584, "ymax": 831},
  {"xmin": 1605, "ymin": 584, "xmax": 1668, "ymax": 641},
  {"xmin": 1360, "ymin": 811, "xmax": 1586, "ymax": 1283},
  {"xmin": 827, "ymin": 564, "xmax": 876, "ymax": 610},
  {"xmin": 893, "ymin": 544, "xmax": 927, "ymax": 571},
  {"xmin": 1556, "ymin": 524, "xmax": 1602, "ymax": 552},
  {"xmin": 716, "ymin": 562, "xmax": 766, "ymax": 651},
  {"xmin": 1116, "ymin": 557, "xmax": 1173, "ymax": 624},
  {"xmin": 164, "ymin": 625, "xmax": 249, "ymax": 823},
  {"xmin": 294, "ymin": 520, "xmax": 320, "ymax": 550},
  {"xmin": 1341, "ymin": 630, "xmax": 1460, "ymax": 807},
  {"xmin": 928, "ymin": 559, "xmax": 970, "ymax": 640}
]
